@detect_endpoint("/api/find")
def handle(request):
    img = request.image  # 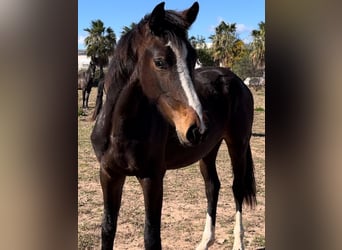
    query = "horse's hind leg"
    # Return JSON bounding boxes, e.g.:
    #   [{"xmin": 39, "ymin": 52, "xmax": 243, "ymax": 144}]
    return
[
  {"xmin": 225, "ymin": 139, "xmax": 256, "ymax": 250},
  {"xmin": 82, "ymin": 89, "xmax": 86, "ymax": 109},
  {"xmin": 85, "ymin": 87, "xmax": 92, "ymax": 109},
  {"xmin": 91, "ymin": 79, "xmax": 104, "ymax": 121},
  {"xmin": 100, "ymin": 166, "xmax": 126, "ymax": 250},
  {"xmin": 196, "ymin": 141, "xmax": 222, "ymax": 250},
  {"xmin": 85, "ymin": 91, "xmax": 90, "ymax": 109}
]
